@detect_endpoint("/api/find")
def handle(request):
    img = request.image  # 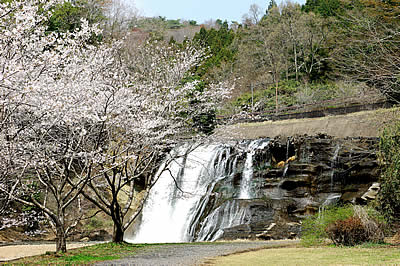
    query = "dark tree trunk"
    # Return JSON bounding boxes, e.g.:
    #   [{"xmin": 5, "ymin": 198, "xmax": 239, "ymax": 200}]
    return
[
  {"xmin": 56, "ymin": 226, "xmax": 67, "ymax": 253},
  {"xmin": 111, "ymin": 202, "xmax": 125, "ymax": 243},
  {"xmin": 112, "ymin": 222, "xmax": 124, "ymax": 243}
]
